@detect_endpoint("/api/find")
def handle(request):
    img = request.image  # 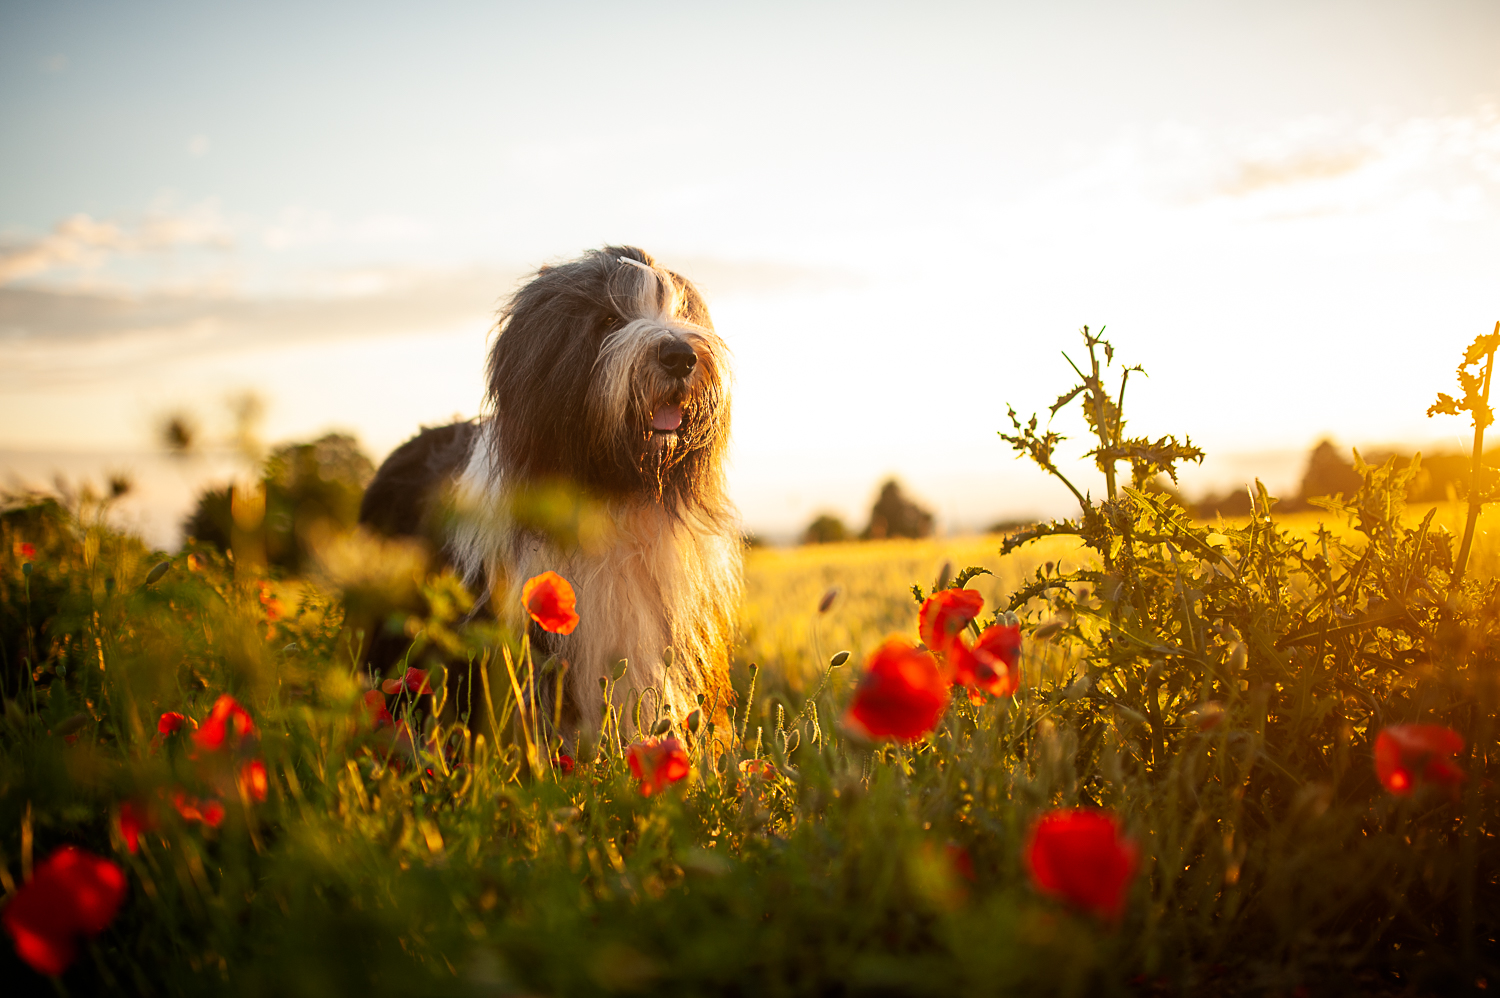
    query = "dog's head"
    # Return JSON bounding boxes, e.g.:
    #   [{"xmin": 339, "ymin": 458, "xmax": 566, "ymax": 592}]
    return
[{"xmin": 485, "ymin": 246, "xmax": 731, "ymax": 508}]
